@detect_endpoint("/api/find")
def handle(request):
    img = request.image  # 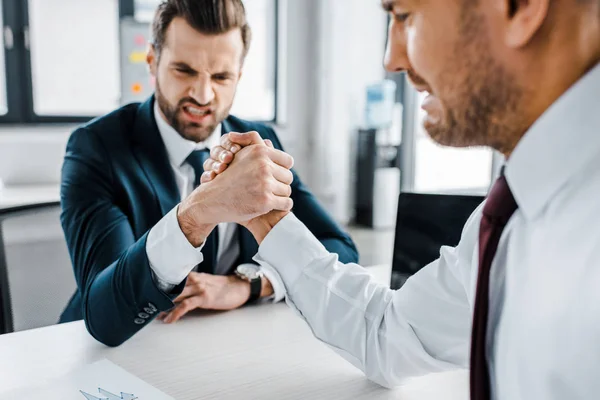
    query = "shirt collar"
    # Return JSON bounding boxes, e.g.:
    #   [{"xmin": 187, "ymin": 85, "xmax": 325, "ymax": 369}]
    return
[
  {"xmin": 505, "ymin": 62, "xmax": 600, "ymax": 221},
  {"xmin": 153, "ymin": 102, "xmax": 222, "ymax": 168}
]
